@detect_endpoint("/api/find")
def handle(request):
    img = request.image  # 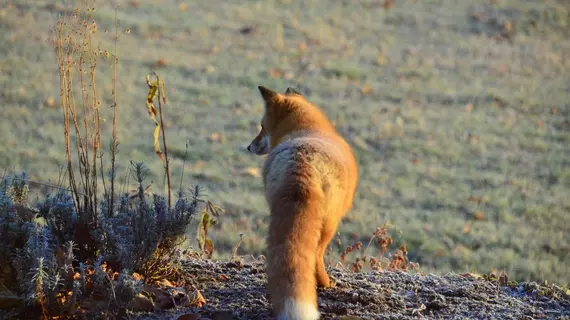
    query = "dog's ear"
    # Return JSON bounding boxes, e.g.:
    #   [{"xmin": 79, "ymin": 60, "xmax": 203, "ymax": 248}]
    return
[
  {"xmin": 258, "ymin": 86, "xmax": 280, "ymax": 101},
  {"xmin": 285, "ymin": 87, "xmax": 303, "ymax": 96}
]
